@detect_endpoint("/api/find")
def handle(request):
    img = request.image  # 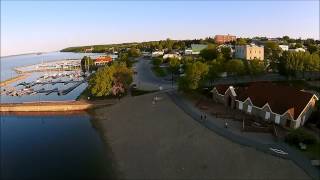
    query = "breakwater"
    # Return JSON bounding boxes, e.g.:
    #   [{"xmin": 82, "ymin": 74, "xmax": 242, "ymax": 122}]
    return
[{"xmin": 0, "ymin": 73, "xmax": 30, "ymax": 87}]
